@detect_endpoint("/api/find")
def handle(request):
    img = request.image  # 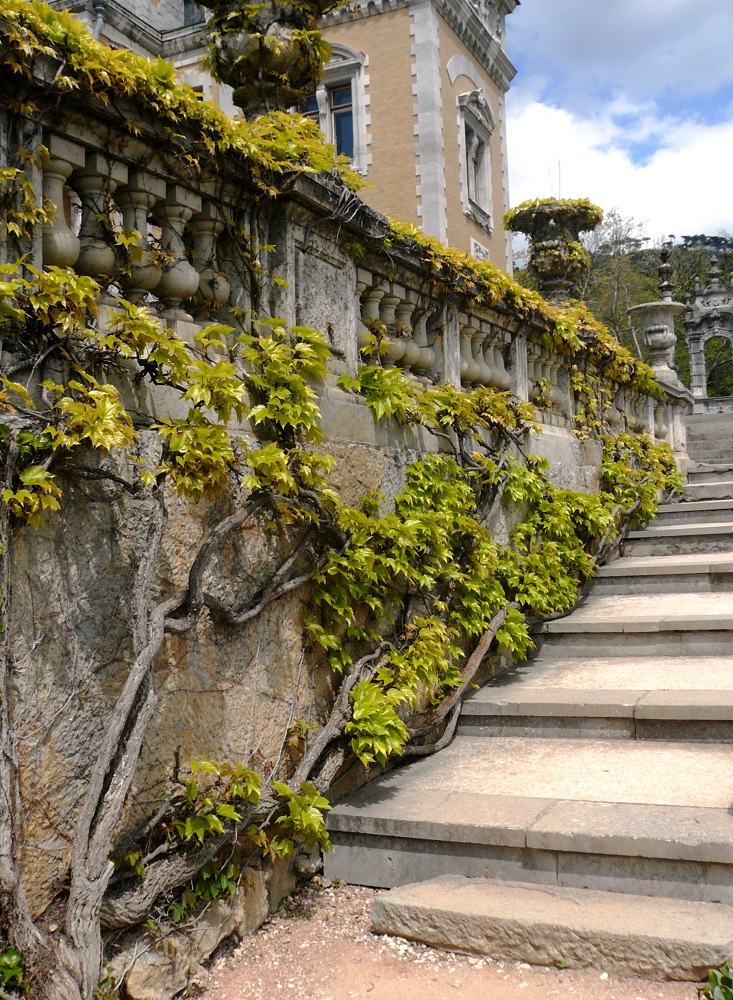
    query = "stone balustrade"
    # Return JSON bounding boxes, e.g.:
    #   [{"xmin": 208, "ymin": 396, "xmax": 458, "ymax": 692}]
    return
[
  {"xmin": 526, "ymin": 341, "xmax": 572, "ymax": 428},
  {"xmin": 356, "ymin": 270, "xmax": 437, "ymax": 382},
  {"xmin": 1, "ymin": 96, "xmax": 690, "ymax": 471},
  {"xmin": 32, "ymin": 127, "xmax": 239, "ymax": 346}
]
